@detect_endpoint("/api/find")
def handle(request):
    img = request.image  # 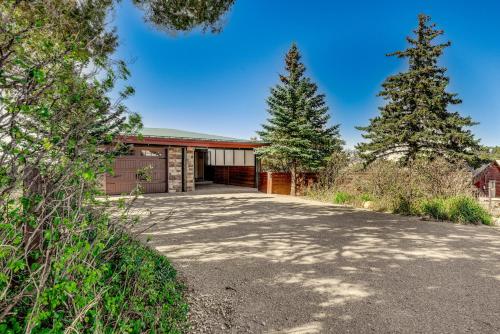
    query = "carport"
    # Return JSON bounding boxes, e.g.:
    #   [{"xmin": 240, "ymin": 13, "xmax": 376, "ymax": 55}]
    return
[{"xmin": 103, "ymin": 128, "xmax": 264, "ymax": 195}]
